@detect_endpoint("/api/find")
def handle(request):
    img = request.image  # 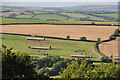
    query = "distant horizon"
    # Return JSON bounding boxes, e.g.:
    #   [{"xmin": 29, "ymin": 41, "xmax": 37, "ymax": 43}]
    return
[{"xmin": 2, "ymin": 2, "xmax": 118, "ymax": 7}]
